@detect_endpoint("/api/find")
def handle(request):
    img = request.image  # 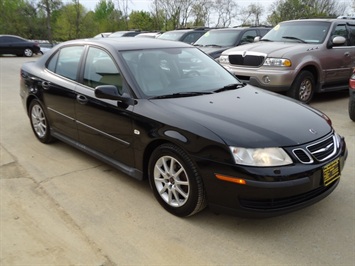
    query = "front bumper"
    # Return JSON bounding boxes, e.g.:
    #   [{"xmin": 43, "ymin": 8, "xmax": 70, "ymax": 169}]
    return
[
  {"xmin": 197, "ymin": 136, "xmax": 347, "ymax": 218},
  {"xmin": 222, "ymin": 65, "xmax": 296, "ymax": 92}
]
